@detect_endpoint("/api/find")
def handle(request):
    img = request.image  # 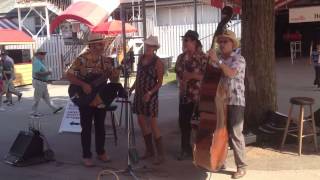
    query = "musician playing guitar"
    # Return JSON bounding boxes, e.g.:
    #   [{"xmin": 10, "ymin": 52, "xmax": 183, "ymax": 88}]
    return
[
  {"xmin": 208, "ymin": 30, "xmax": 247, "ymax": 179},
  {"xmin": 66, "ymin": 33, "xmax": 126, "ymax": 167},
  {"xmin": 175, "ymin": 30, "xmax": 207, "ymax": 160}
]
